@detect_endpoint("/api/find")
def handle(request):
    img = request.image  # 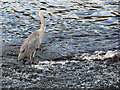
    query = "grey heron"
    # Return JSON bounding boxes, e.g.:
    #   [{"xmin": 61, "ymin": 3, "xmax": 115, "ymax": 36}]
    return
[{"xmin": 18, "ymin": 8, "xmax": 56, "ymax": 65}]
